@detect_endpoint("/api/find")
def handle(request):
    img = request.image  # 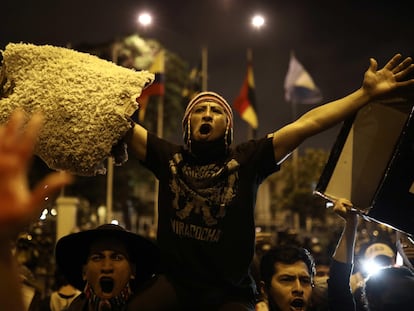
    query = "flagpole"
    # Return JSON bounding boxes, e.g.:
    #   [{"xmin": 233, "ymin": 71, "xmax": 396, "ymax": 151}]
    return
[
  {"xmin": 153, "ymin": 95, "xmax": 163, "ymax": 232},
  {"xmin": 291, "ymin": 99, "xmax": 299, "ymax": 190},
  {"xmin": 201, "ymin": 46, "xmax": 208, "ymax": 91},
  {"xmin": 153, "ymin": 50, "xmax": 165, "ymax": 234},
  {"xmin": 105, "ymin": 41, "xmax": 122, "ymax": 223},
  {"xmin": 285, "ymin": 51, "xmax": 323, "ymax": 191}
]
